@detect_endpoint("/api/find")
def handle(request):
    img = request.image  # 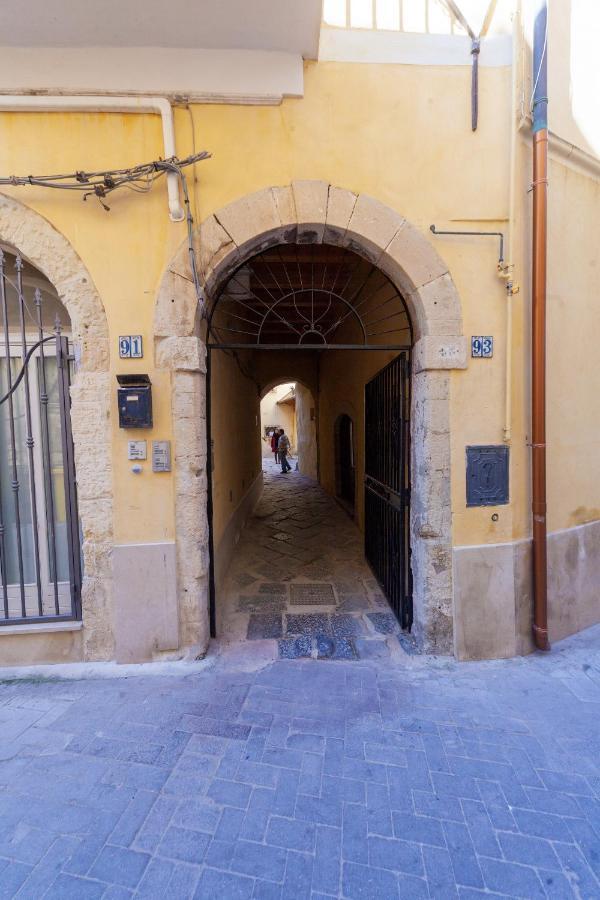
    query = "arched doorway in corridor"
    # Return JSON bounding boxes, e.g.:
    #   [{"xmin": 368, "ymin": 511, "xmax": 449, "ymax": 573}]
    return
[
  {"xmin": 205, "ymin": 241, "xmax": 412, "ymax": 655},
  {"xmin": 259, "ymin": 381, "xmax": 318, "ymax": 480}
]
